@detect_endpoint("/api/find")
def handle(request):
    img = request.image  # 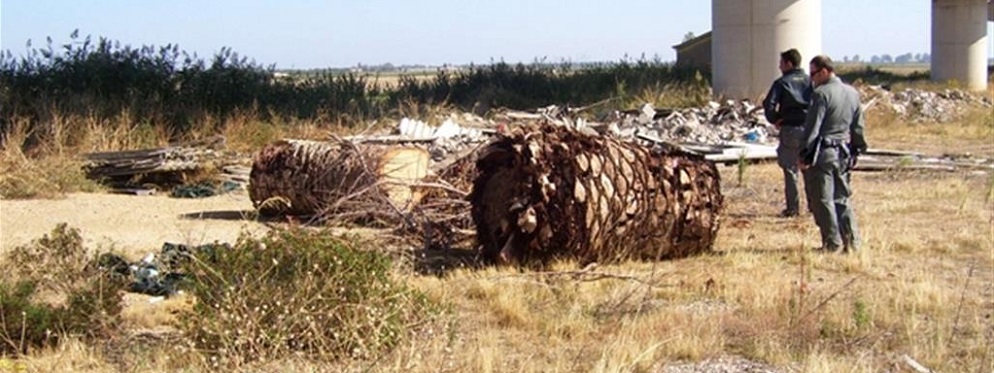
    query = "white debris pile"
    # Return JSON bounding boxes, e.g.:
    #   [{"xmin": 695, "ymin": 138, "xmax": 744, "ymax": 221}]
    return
[
  {"xmin": 355, "ymin": 95, "xmax": 992, "ymax": 170},
  {"xmin": 383, "ymin": 100, "xmax": 779, "ymax": 153},
  {"xmin": 860, "ymin": 85, "xmax": 993, "ymax": 123},
  {"xmin": 629, "ymin": 101, "xmax": 773, "ymax": 145},
  {"xmin": 393, "ymin": 115, "xmax": 493, "ymax": 161},
  {"xmin": 379, "ymin": 84, "xmax": 992, "ymax": 153}
]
